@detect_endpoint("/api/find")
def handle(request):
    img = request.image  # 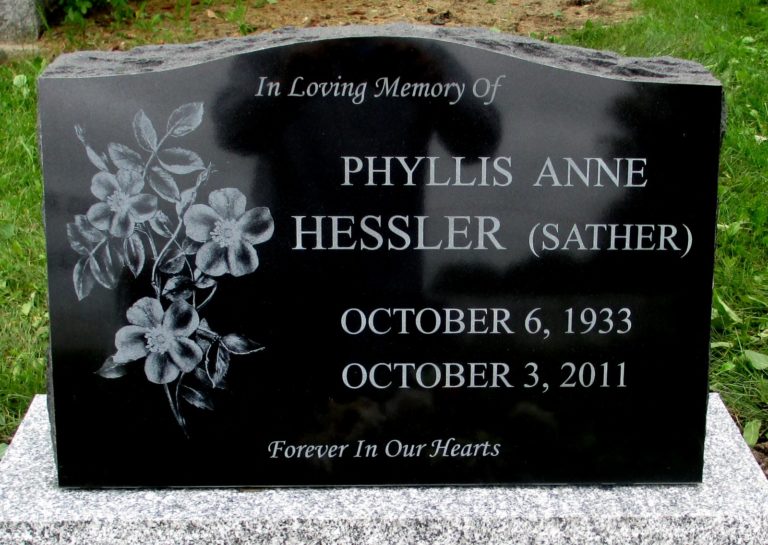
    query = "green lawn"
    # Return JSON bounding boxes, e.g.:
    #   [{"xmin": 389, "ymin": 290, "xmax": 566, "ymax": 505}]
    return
[
  {"xmin": 1, "ymin": 0, "xmax": 768, "ymax": 453},
  {"xmin": 0, "ymin": 58, "xmax": 48, "ymax": 449}
]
